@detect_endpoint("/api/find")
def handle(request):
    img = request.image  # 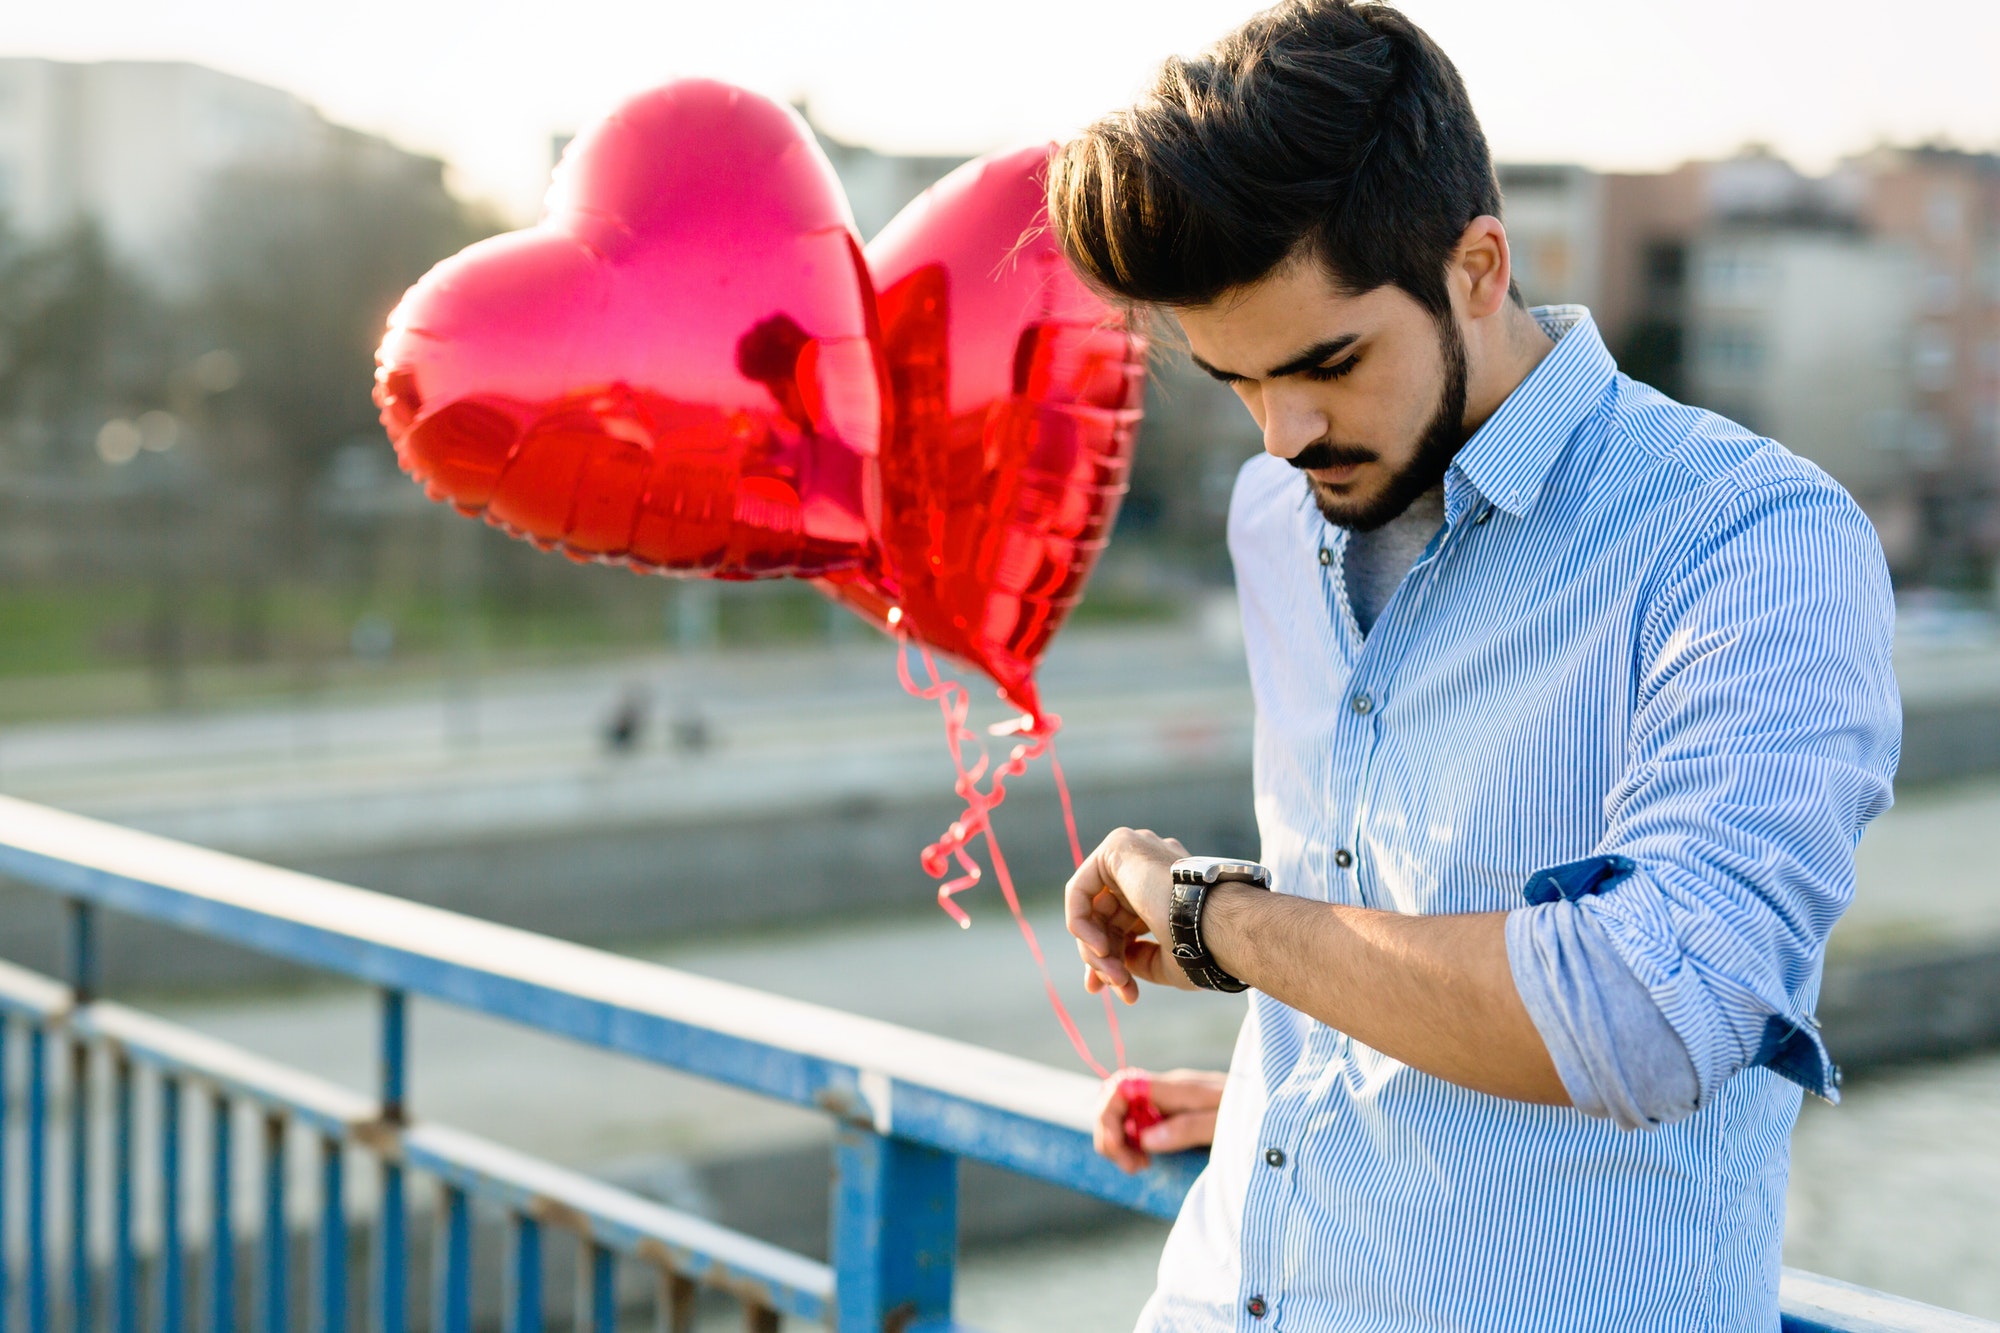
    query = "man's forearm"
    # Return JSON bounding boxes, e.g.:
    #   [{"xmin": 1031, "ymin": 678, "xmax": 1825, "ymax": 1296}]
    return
[{"xmin": 1202, "ymin": 887, "xmax": 1570, "ymax": 1105}]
